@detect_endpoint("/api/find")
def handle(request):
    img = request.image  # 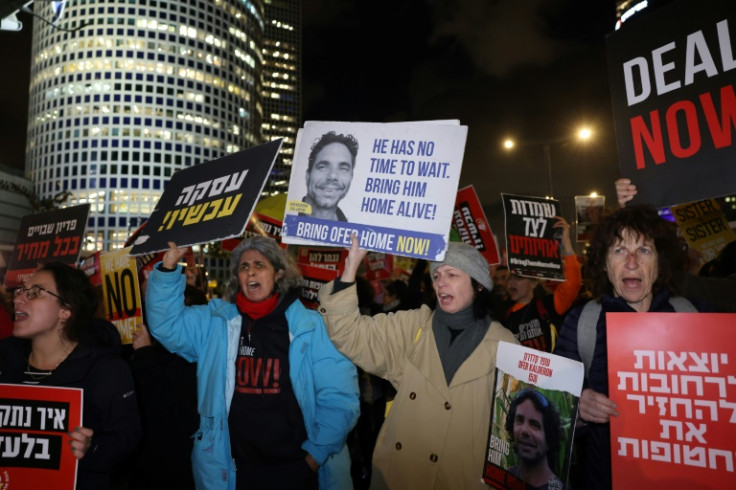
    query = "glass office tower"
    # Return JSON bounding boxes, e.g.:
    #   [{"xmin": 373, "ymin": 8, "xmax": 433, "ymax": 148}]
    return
[{"xmin": 26, "ymin": 0, "xmax": 267, "ymax": 251}]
